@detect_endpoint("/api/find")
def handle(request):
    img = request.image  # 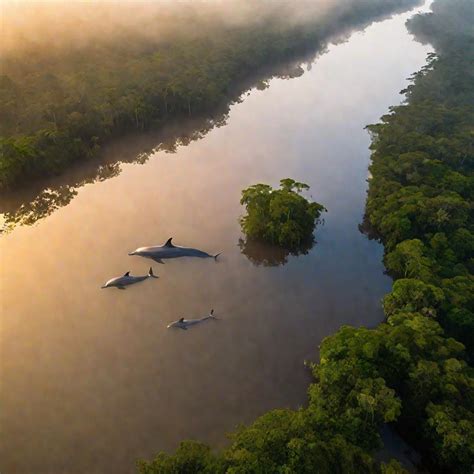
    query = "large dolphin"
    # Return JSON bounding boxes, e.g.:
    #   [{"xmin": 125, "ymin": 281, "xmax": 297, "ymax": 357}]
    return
[
  {"xmin": 167, "ymin": 309, "xmax": 217, "ymax": 330},
  {"xmin": 101, "ymin": 267, "xmax": 158, "ymax": 289},
  {"xmin": 128, "ymin": 238, "xmax": 220, "ymax": 264}
]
